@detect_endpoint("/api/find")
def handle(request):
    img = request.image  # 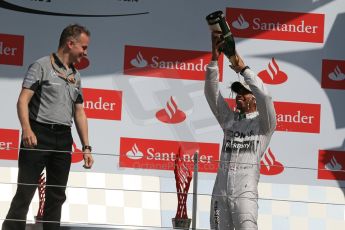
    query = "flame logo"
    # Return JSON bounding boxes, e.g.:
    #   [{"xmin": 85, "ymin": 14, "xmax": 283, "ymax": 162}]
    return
[
  {"xmin": 258, "ymin": 58, "xmax": 288, "ymax": 84},
  {"xmin": 328, "ymin": 65, "xmax": 345, "ymax": 81},
  {"xmin": 156, "ymin": 96, "xmax": 186, "ymax": 124},
  {"xmin": 71, "ymin": 142, "xmax": 84, "ymax": 163},
  {"xmin": 260, "ymin": 148, "xmax": 284, "ymax": 175},
  {"xmin": 317, "ymin": 150, "xmax": 345, "ymax": 181},
  {"xmin": 126, "ymin": 143, "xmax": 144, "ymax": 160},
  {"xmin": 130, "ymin": 51, "xmax": 148, "ymax": 68},
  {"xmin": 74, "ymin": 57, "xmax": 89, "ymax": 70},
  {"xmin": 325, "ymin": 156, "xmax": 342, "ymax": 171},
  {"xmin": 232, "ymin": 14, "xmax": 249, "ymax": 30}
]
